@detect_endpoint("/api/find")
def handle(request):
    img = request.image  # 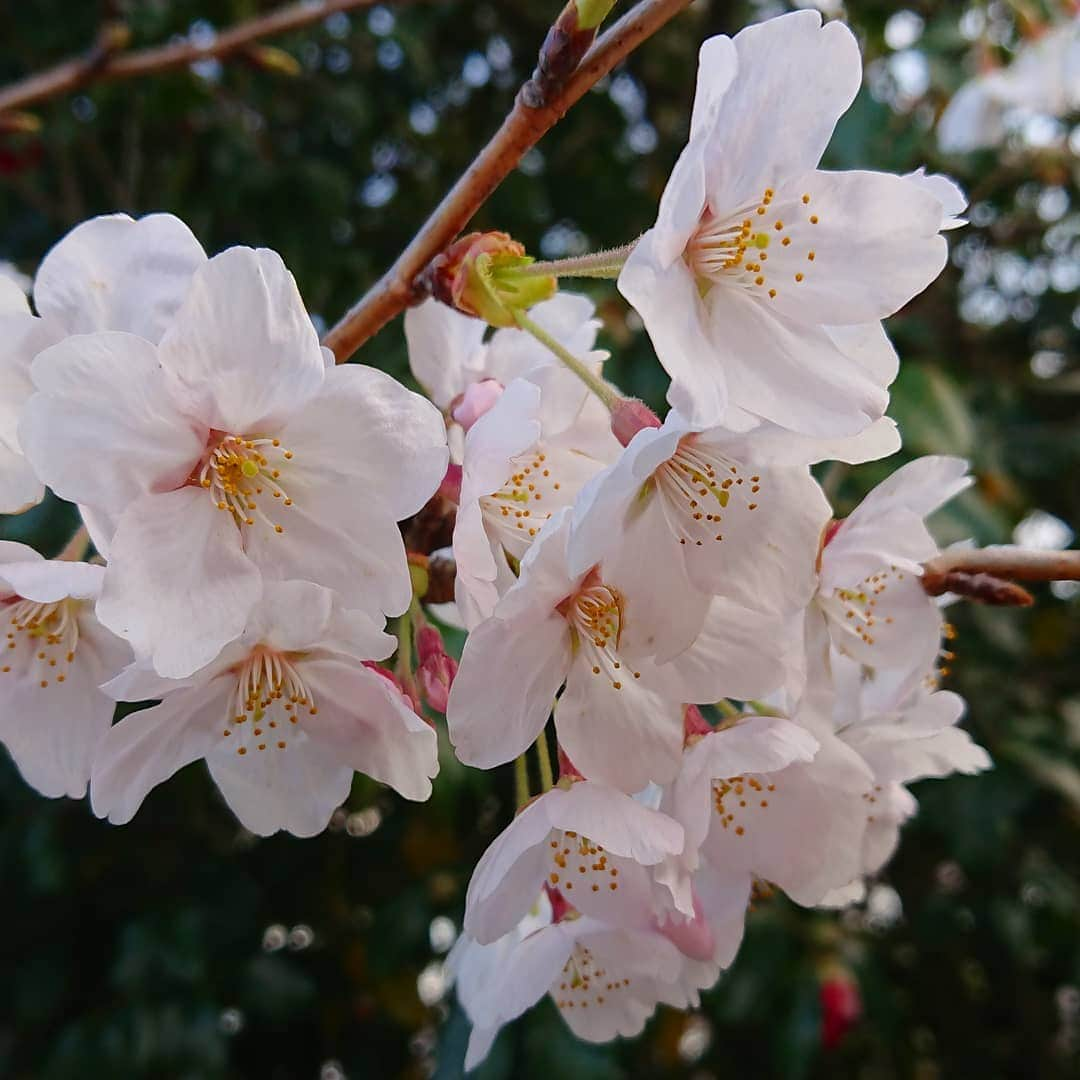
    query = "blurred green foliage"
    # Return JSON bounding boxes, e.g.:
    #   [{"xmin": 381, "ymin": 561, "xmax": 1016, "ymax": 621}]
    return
[{"xmin": 1, "ymin": 1, "xmax": 1078, "ymax": 1077}]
